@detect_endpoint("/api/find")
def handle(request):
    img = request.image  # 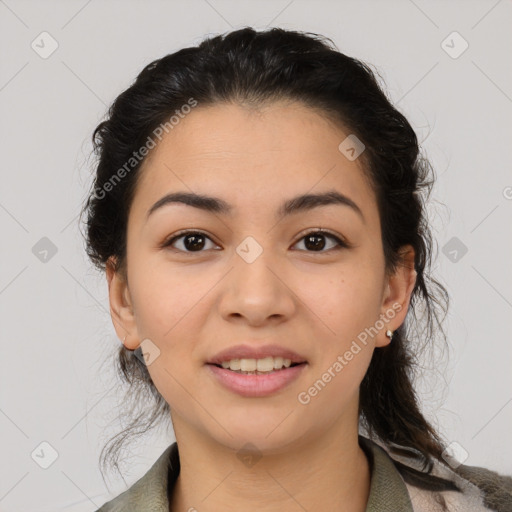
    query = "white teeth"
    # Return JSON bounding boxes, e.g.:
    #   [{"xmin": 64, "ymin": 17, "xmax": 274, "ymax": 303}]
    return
[
  {"xmin": 218, "ymin": 356, "xmax": 294, "ymax": 372},
  {"xmin": 257, "ymin": 357, "xmax": 274, "ymax": 372},
  {"xmin": 241, "ymin": 359, "xmax": 257, "ymax": 372},
  {"xmin": 221, "ymin": 359, "xmax": 240, "ymax": 370},
  {"xmin": 273, "ymin": 356, "xmax": 284, "ymax": 369}
]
